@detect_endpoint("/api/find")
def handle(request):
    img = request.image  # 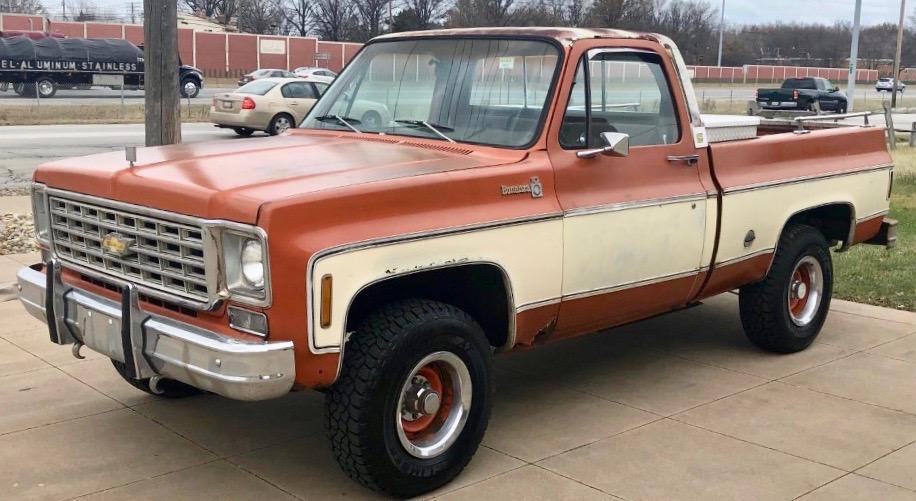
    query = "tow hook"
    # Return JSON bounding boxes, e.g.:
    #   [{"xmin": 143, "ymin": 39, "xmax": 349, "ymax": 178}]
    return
[
  {"xmin": 148, "ymin": 375, "xmax": 165, "ymax": 395},
  {"xmin": 71, "ymin": 341, "xmax": 85, "ymax": 360}
]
